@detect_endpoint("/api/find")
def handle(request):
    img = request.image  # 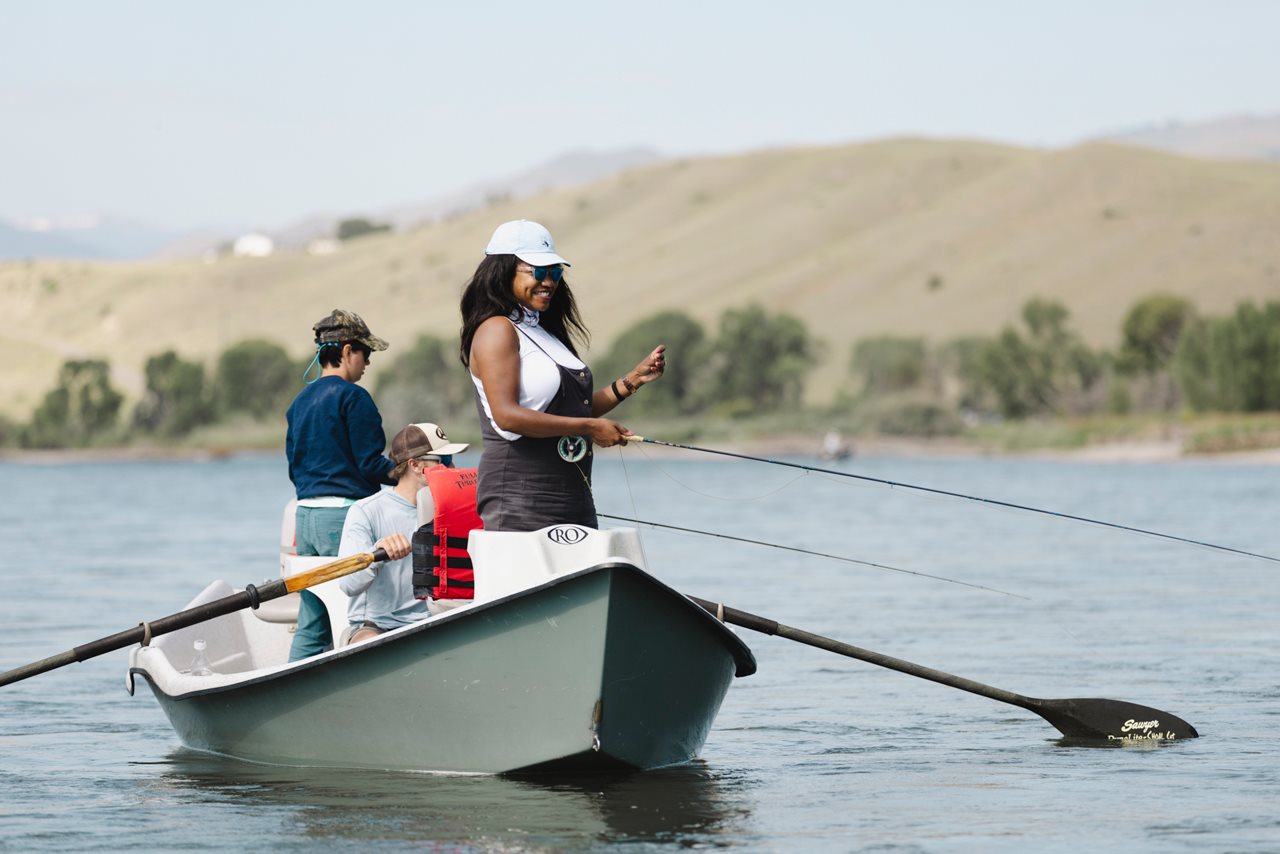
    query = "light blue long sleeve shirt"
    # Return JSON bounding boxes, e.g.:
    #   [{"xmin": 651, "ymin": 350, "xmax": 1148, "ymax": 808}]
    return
[{"xmin": 337, "ymin": 489, "xmax": 429, "ymax": 630}]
